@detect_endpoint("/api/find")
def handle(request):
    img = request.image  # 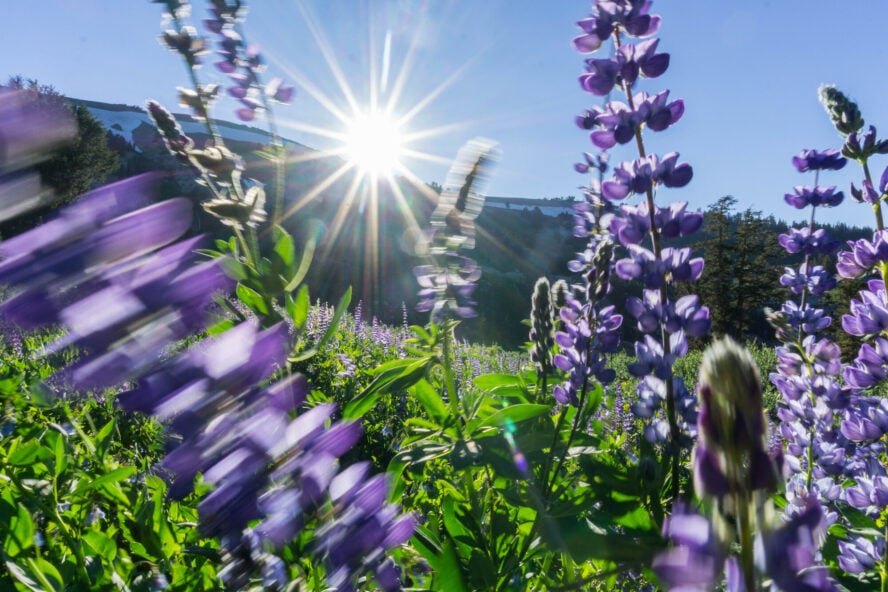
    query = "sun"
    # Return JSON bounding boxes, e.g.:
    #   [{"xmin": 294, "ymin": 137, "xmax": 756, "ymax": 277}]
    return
[{"xmin": 343, "ymin": 109, "xmax": 404, "ymax": 177}]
